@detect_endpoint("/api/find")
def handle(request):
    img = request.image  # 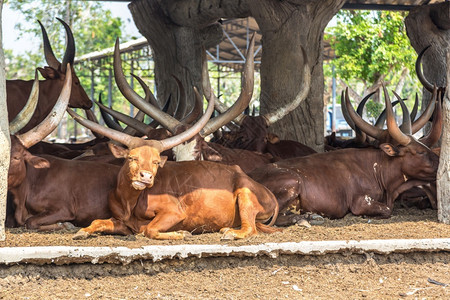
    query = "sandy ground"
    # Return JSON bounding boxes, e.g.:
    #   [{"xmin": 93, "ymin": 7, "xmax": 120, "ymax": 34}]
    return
[{"xmin": 0, "ymin": 207, "xmax": 449, "ymax": 299}]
